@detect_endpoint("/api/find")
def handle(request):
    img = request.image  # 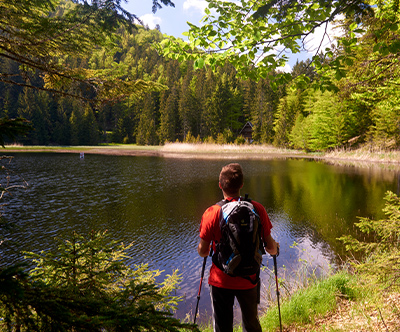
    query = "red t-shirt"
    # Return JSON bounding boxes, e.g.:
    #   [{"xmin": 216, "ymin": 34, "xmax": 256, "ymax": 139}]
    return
[{"xmin": 199, "ymin": 197, "xmax": 272, "ymax": 289}]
